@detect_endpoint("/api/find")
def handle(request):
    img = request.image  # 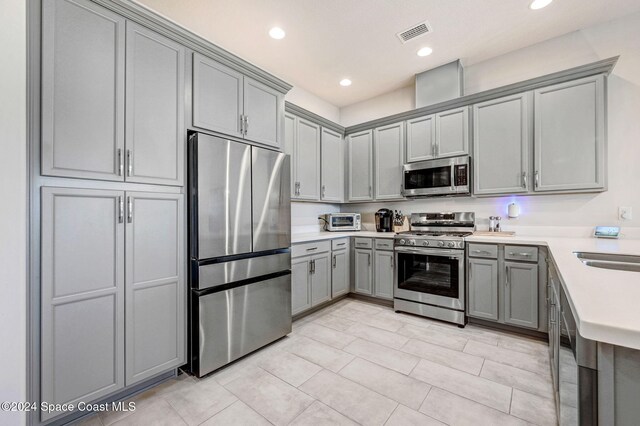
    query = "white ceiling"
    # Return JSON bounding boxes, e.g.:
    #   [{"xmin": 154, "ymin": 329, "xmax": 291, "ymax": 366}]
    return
[{"xmin": 135, "ymin": 0, "xmax": 640, "ymax": 107}]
